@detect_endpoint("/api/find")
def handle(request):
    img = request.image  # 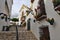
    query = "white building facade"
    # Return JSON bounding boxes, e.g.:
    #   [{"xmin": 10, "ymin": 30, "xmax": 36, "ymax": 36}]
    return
[
  {"xmin": 25, "ymin": 0, "xmax": 60, "ymax": 40},
  {"xmin": 0, "ymin": 0, "xmax": 13, "ymax": 31},
  {"xmin": 18, "ymin": 0, "xmax": 60, "ymax": 40}
]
